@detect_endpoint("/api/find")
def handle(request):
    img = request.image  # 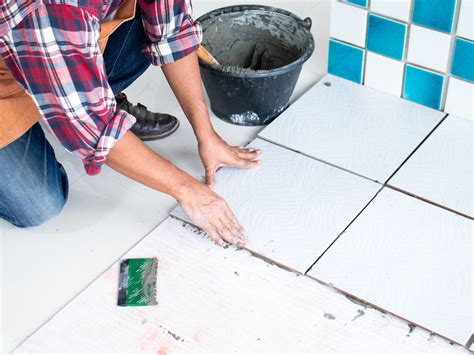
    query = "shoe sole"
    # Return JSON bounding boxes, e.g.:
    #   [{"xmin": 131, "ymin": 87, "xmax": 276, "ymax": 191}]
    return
[{"xmin": 138, "ymin": 119, "xmax": 180, "ymax": 141}]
